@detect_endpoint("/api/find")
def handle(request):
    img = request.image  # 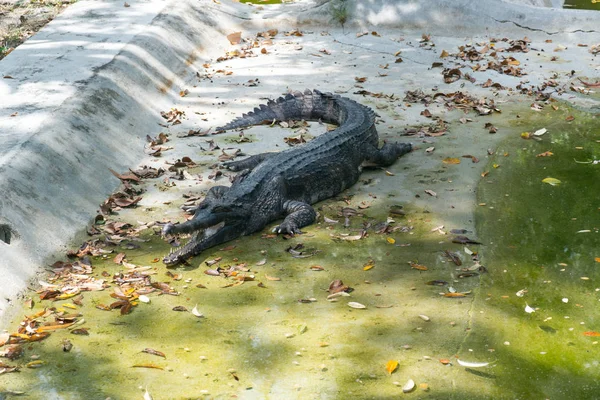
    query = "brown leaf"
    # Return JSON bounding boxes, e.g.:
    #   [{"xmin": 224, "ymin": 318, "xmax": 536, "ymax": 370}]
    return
[
  {"xmin": 578, "ymin": 78, "xmax": 600, "ymax": 88},
  {"xmin": 39, "ymin": 290, "xmax": 61, "ymax": 300},
  {"xmin": 1, "ymin": 345, "xmax": 23, "ymax": 360},
  {"xmin": 484, "ymin": 122, "xmax": 498, "ymax": 133},
  {"xmin": 142, "ymin": 348, "xmax": 166, "ymax": 358},
  {"xmin": 109, "ymin": 169, "xmax": 140, "ymax": 182},
  {"xmin": 114, "ymin": 253, "xmax": 126, "ymax": 264},
  {"xmin": 443, "ymin": 68, "xmax": 462, "ymax": 83},
  {"xmin": 443, "ymin": 292, "xmax": 467, "ymax": 298},
  {"xmin": 410, "ymin": 262, "xmax": 428, "ymax": 271},
  {"xmin": 132, "ymin": 363, "xmax": 164, "ymax": 370},
  {"xmin": 462, "ymin": 155, "xmax": 479, "ymax": 163},
  {"xmin": 227, "ymin": 32, "xmax": 242, "ymax": 45},
  {"xmin": 328, "ymin": 279, "xmax": 350, "ymax": 294}
]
